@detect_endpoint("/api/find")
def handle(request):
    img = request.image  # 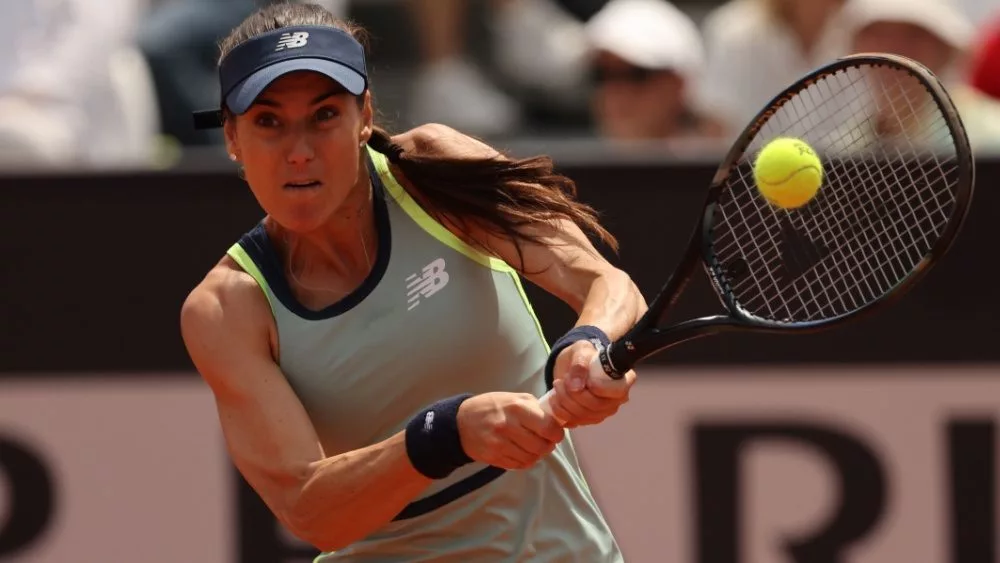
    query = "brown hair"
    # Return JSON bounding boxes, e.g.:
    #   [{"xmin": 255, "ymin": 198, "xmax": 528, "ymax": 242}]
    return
[{"xmin": 219, "ymin": 3, "xmax": 617, "ymax": 270}]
